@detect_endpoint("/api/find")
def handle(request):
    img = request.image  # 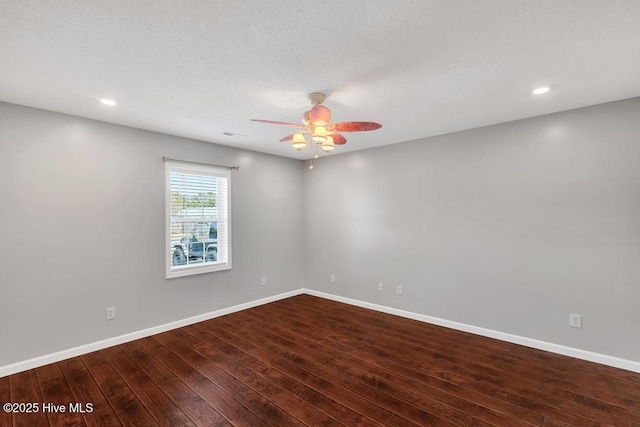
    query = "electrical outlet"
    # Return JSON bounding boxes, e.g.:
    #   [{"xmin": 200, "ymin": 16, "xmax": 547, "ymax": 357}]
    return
[
  {"xmin": 106, "ymin": 307, "xmax": 116, "ymax": 320},
  {"xmin": 378, "ymin": 282, "xmax": 384, "ymax": 292},
  {"xmin": 396, "ymin": 285, "xmax": 403, "ymax": 295},
  {"xmin": 330, "ymin": 274, "xmax": 336, "ymax": 283},
  {"xmin": 569, "ymin": 313, "xmax": 582, "ymax": 328},
  {"xmin": 260, "ymin": 277, "xmax": 266, "ymax": 286}
]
